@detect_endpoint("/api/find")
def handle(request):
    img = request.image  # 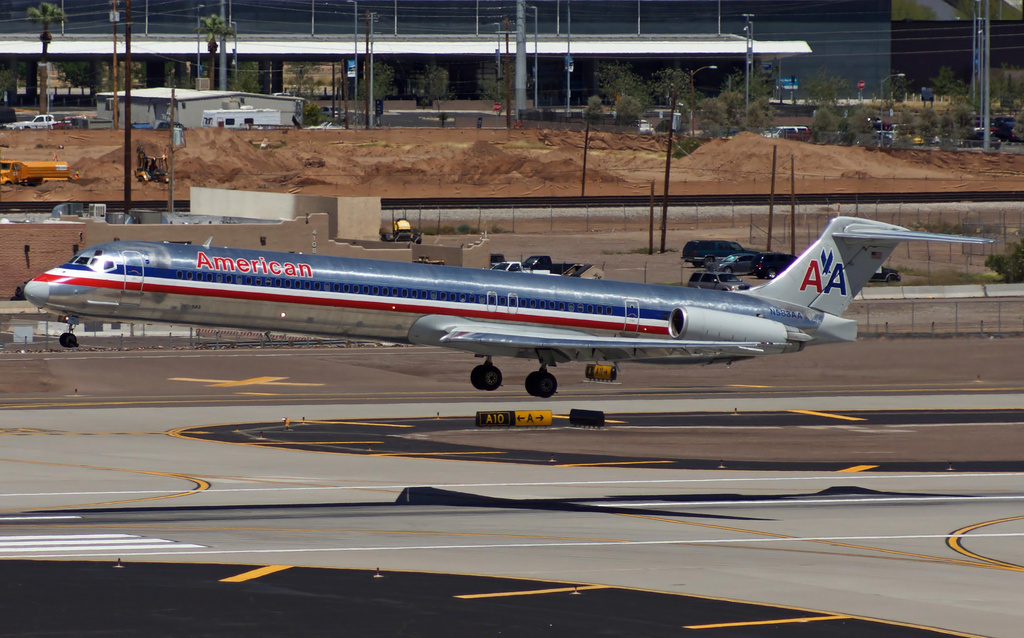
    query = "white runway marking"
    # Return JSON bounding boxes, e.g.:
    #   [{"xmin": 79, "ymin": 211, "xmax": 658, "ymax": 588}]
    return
[
  {"xmin": 0, "ymin": 516, "xmax": 82, "ymax": 521},
  {"xmin": 0, "ymin": 533, "xmax": 204, "ymax": 555},
  {"xmin": 5, "ymin": 531, "xmax": 1023, "ymax": 560}
]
